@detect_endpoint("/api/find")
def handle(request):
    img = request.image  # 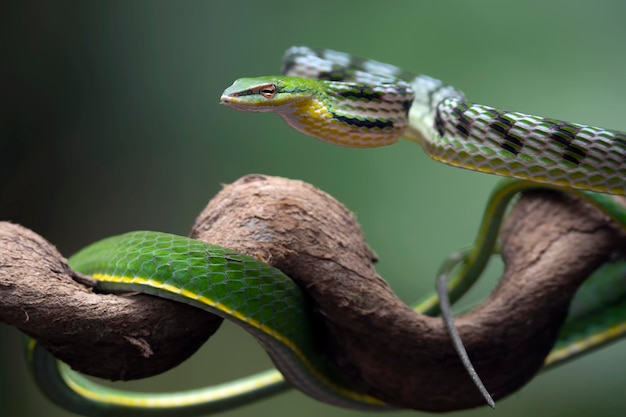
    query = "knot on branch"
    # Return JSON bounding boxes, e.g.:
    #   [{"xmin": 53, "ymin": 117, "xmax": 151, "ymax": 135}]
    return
[{"xmin": 0, "ymin": 175, "xmax": 624, "ymax": 411}]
